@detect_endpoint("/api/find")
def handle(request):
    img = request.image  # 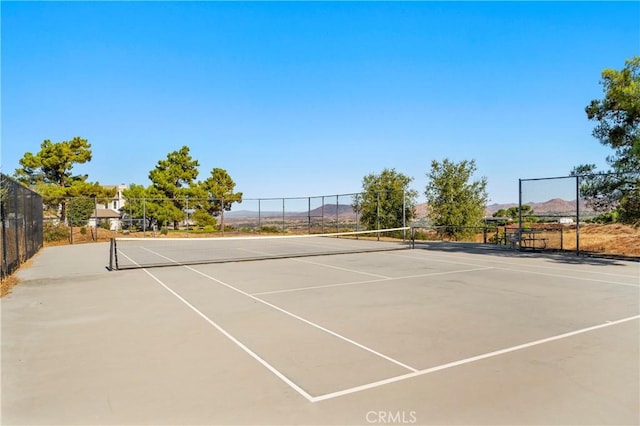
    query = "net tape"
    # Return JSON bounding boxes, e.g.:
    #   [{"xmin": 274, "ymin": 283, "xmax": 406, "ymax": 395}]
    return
[{"xmin": 109, "ymin": 227, "xmax": 411, "ymax": 270}]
